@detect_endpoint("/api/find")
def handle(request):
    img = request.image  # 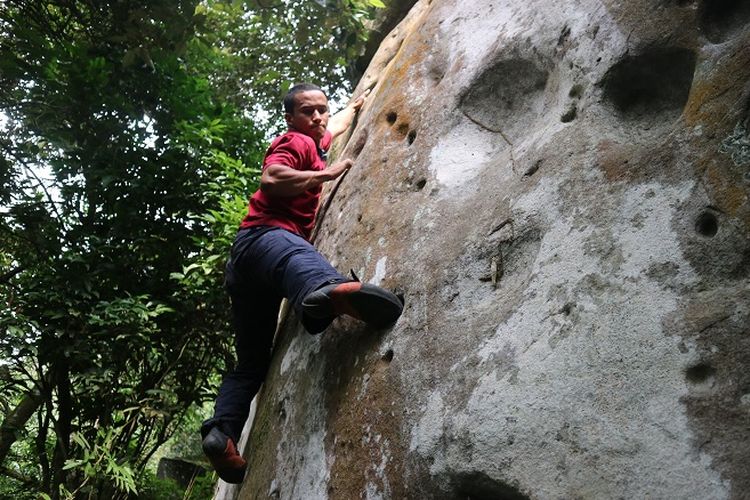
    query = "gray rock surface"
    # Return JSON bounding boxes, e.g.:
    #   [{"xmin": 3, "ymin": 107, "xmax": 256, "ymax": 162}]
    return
[{"xmin": 226, "ymin": 1, "xmax": 750, "ymax": 498}]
